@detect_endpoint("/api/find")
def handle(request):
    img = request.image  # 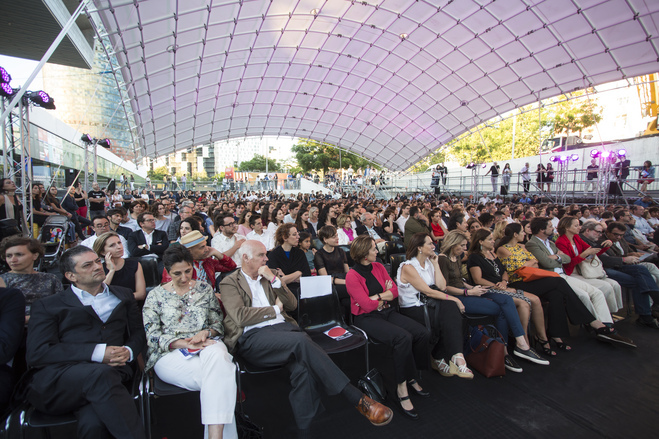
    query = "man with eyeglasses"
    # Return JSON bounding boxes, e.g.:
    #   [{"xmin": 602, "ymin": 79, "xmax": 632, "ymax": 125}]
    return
[
  {"xmin": 211, "ymin": 213, "xmax": 246, "ymax": 267},
  {"xmin": 81, "ymin": 216, "xmax": 130, "ymax": 258},
  {"xmin": 127, "ymin": 213, "xmax": 169, "ymax": 259},
  {"xmin": 583, "ymin": 221, "xmax": 659, "ymax": 329}
]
